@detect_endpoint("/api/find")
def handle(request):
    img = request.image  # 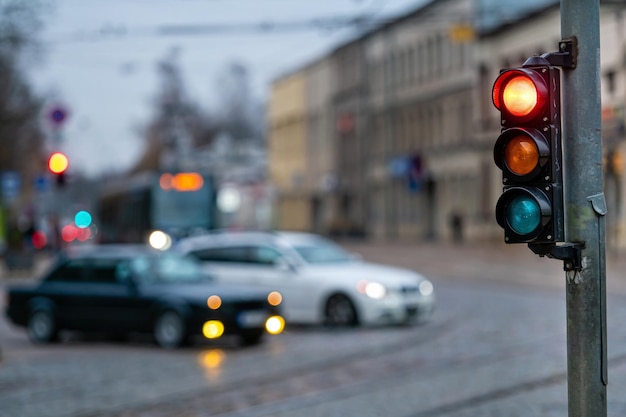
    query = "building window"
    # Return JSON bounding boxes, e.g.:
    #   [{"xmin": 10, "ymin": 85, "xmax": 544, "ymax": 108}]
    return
[
  {"xmin": 417, "ymin": 42, "xmax": 424, "ymax": 83},
  {"xmin": 605, "ymin": 69, "xmax": 616, "ymax": 95}
]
